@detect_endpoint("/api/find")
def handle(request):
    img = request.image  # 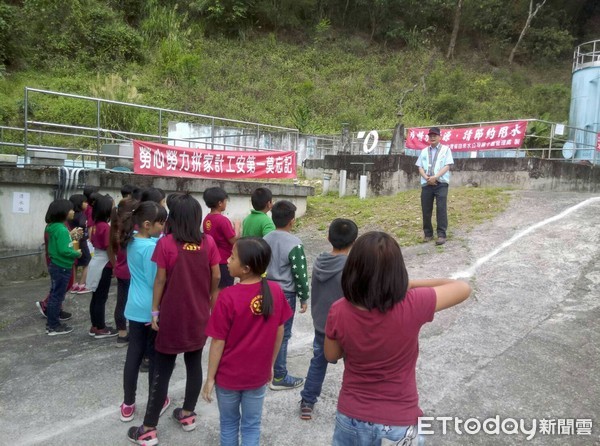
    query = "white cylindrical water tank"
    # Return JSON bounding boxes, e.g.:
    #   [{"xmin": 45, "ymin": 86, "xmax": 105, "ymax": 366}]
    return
[{"xmin": 568, "ymin": 39, "xmax": 600, "ymax": 161}]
